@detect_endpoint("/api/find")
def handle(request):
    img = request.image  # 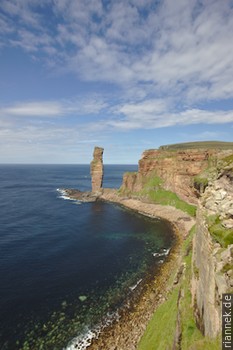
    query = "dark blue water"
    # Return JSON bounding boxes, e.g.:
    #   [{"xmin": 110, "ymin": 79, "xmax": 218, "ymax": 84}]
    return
[{"xmin": 0, "ymin": 165, "xmax": 175, "ymax": 350}]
